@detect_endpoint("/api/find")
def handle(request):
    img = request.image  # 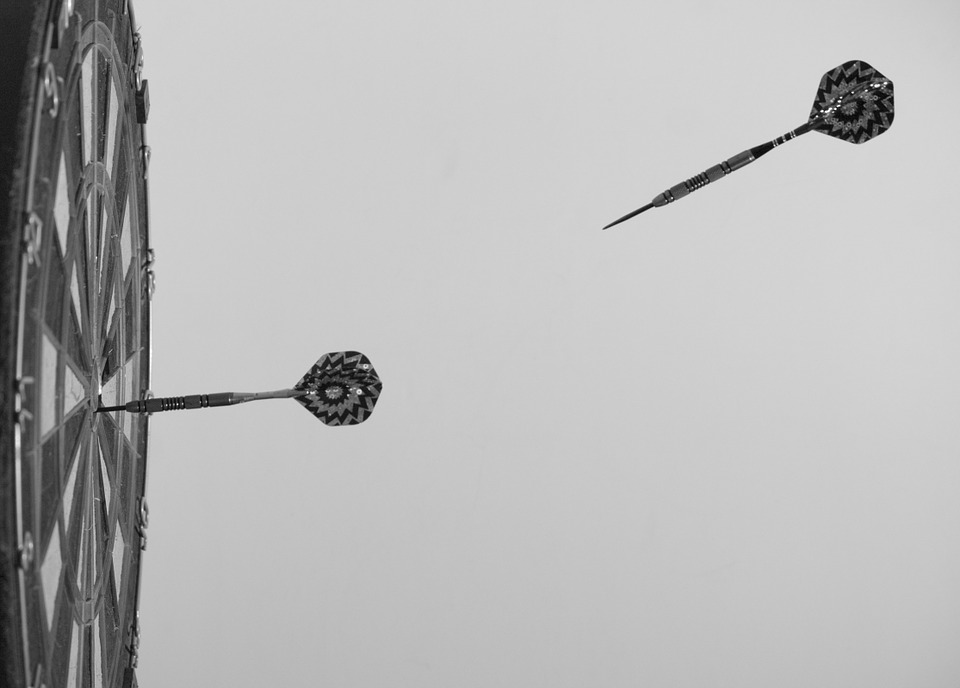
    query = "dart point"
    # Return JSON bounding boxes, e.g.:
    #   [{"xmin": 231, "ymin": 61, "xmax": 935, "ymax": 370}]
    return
[{"xmin": 602, "ymin": 202, "xmax": 654, "ymax": 230}]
